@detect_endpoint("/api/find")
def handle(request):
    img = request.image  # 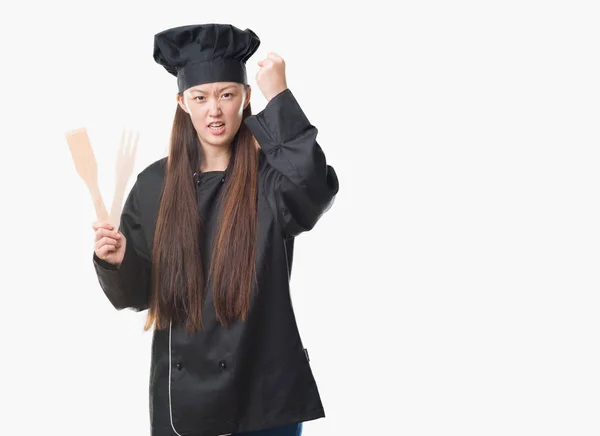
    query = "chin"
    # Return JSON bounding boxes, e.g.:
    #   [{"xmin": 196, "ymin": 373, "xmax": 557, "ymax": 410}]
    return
[{"xmin": 201, "ymin": 132, "xmax": 235, "ymax": 147}]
